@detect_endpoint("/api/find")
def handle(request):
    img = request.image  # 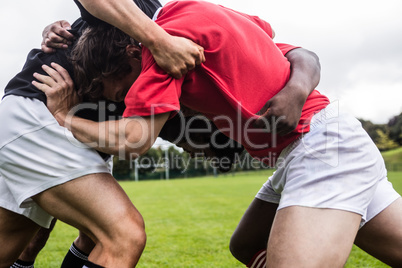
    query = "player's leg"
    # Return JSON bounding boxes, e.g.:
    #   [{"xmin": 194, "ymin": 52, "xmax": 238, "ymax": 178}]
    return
[
  {"xmin": 229, "ymin": 181, "xmax": 279, "ymax": 267},
  {"xmin": 61, "ymin": 158, "xmax": 112, "ymax": 267},
  {"xmin": 355, "ymin": 199, "xmax": 402, "ymax": 267},
  {"xmin": 354, "ymin": 175, "xmax": 402, "ymax": 267},
  {"xmin": 229, "ymin": 199, "xmax": 277, "ymax": 264},
  {"xmin": 262, "ymin": 103, "xmax": 382, "ymax": 267},
  {"xmin": 11, "ymin": 219, "xmax": 57, "ymax": 268},
  {"xmin": 75, "ymin": 232, "xmax": 96, "ymax": 254},
  {"xmin": 267, "ymin": 206, "xmax": 361, "ymax": 267},
  {"xmin": 61, "ymin": 231, "xmax": 96, "ymax": 267},
  {"xmin": 0, "ymin": 97, "xmax": 144, "ymax": 267},
  {"xmin": 0, "ymin": 208, "xmax": 40, "ymax": 268},
  {"xmin": 32, "ymin": 172, "xmax": 146, "ymax": 268}
]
